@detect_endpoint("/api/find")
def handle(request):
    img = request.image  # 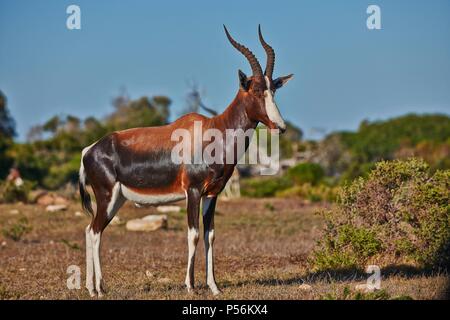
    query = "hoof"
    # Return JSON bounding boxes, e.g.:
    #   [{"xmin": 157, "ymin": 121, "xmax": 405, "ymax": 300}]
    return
[
  {"xmin": 212, "ymin": 289, "xmax": 221, "ymax": 296},
  {"xmin": 86, "ymin": 287, "xmax": 97, "ymax": 298},
  {"xmin": 96, "ymin": 287, "xmax": 106, "ymax": 298},
  {"xmin": 96, "ymin": 281, "xmax": 107, "ymax": 297},
  {"xmin": 186, "ymin": 286, "xmax": 196, "ymax": 294},
  {"xmin": 208, "ymin": 283, "xmax": 222, "ymax": 296}
]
